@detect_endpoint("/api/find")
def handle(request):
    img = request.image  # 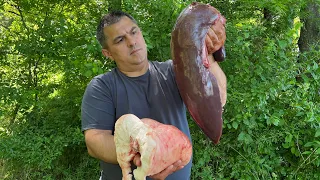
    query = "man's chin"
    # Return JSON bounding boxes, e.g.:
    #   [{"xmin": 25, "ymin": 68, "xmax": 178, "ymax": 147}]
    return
[{"xmin": 132, "ymin": 57, "xmax": 148, "ymax": 65}]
